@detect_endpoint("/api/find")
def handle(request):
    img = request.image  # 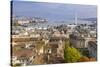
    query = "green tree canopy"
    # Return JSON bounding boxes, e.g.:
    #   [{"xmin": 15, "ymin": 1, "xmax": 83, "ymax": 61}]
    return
[{"xmin": 64, "ymin": 40, "xmax": 81, "ymax": 63}]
